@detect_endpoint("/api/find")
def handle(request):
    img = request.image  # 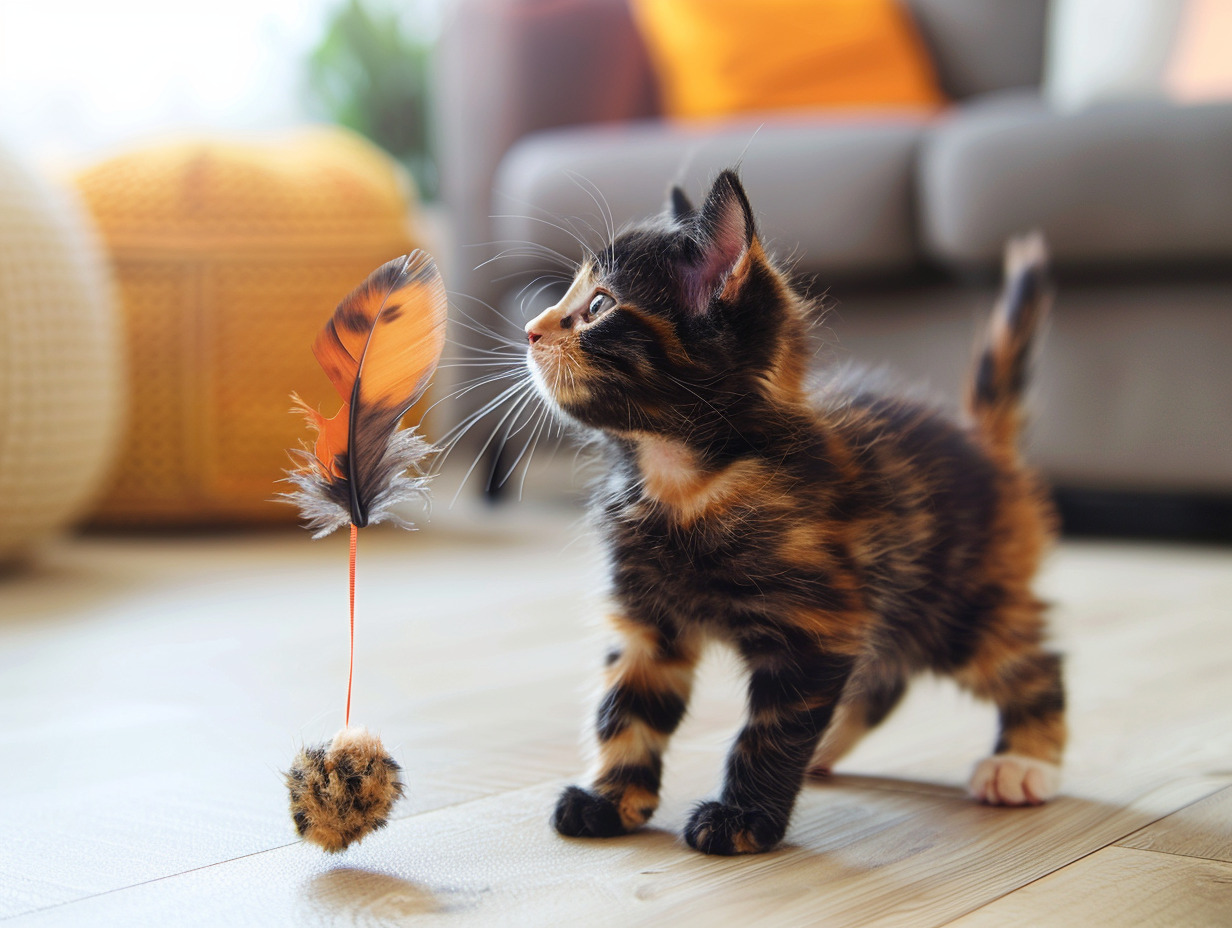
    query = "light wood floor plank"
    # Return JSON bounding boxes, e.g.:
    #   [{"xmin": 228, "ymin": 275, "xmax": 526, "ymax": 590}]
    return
[
  {"xmin": 0, "ymin": 521, "xmax": 599, "ymax": 917},
  {"xmin": 2, "ymin": 523, "xmax": 1231, "ymax": 925},
  {"xmin": 945, "ymin": 846, "xmax": 1232, "ymax": 928},
  {"xmin": 5, "ymin": 777, "xmax": 1227, "ymax": 928},
  {"xmin": 1118, "ymin": 786, "xmax": 1232, "ymax": 863}
]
